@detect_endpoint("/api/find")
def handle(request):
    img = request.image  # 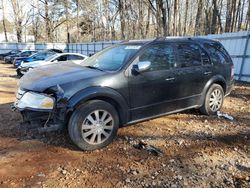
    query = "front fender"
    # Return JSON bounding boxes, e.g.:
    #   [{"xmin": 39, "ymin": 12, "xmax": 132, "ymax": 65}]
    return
[{"xmin": 67, "ymin": 86, "xmax": 129, "ymax": 125}]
